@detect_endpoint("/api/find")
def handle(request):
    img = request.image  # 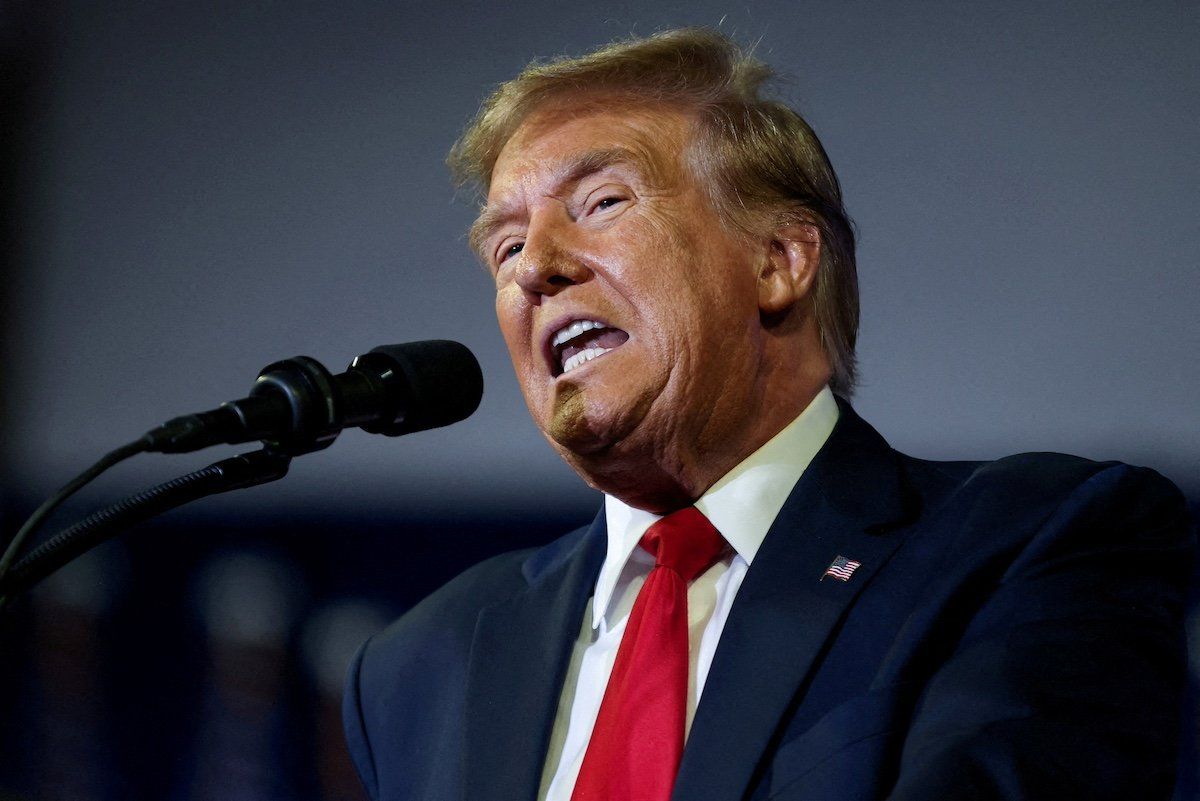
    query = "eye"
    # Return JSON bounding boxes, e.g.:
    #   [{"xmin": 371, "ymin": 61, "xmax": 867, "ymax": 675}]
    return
[
  {"xmin": 497, "ymin": 241, "xmax": 524, "ymax": 264},
  {"xmin": 584, "ymin": 185, "xmax": 630, "ymax": 216}
]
